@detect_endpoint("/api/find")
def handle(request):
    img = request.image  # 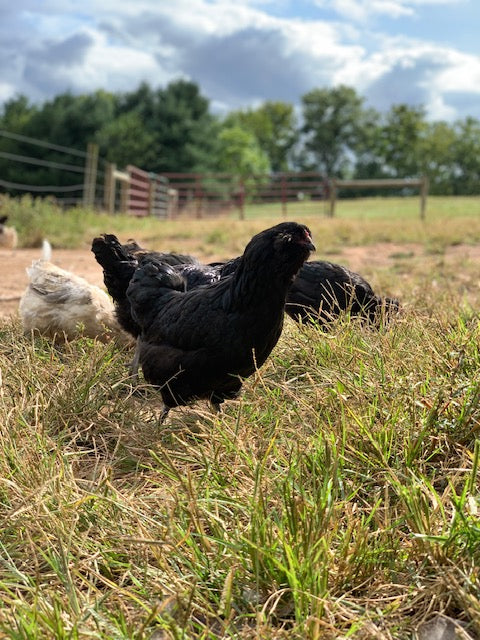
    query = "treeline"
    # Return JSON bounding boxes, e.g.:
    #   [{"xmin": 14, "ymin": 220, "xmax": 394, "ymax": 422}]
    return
[{"xmin": 1, "ymin": 79, "xmax": 480, "ymax": 196}]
